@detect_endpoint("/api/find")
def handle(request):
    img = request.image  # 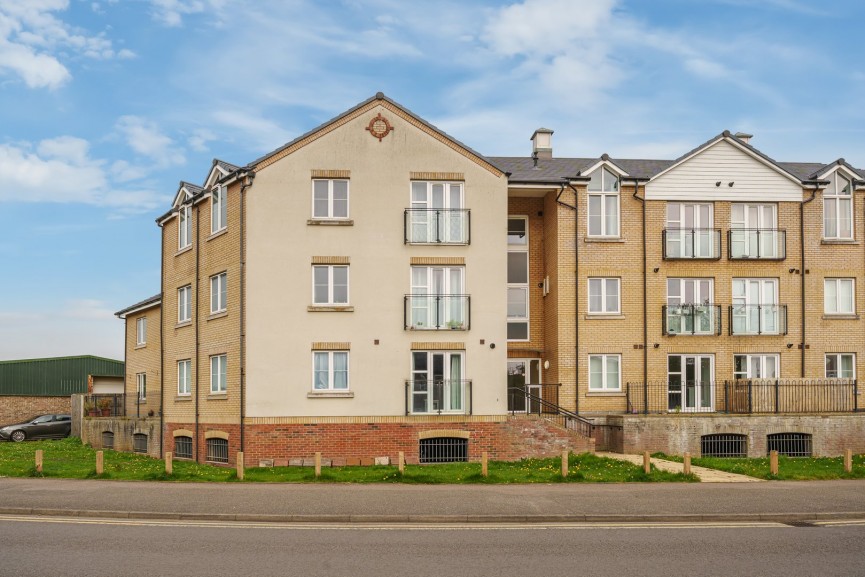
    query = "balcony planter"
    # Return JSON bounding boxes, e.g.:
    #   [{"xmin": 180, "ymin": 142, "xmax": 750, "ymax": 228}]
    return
[
  {"xmin": 98, "ymin": 398, "xmax": 112, "ymax": 417},
  {"xmin": 447, "ymin": 320, "xmax": 464, "ymax": 330},
  {"xmin": 84, "ymin": 402, "xmax": 98, "ymax": 417}
]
